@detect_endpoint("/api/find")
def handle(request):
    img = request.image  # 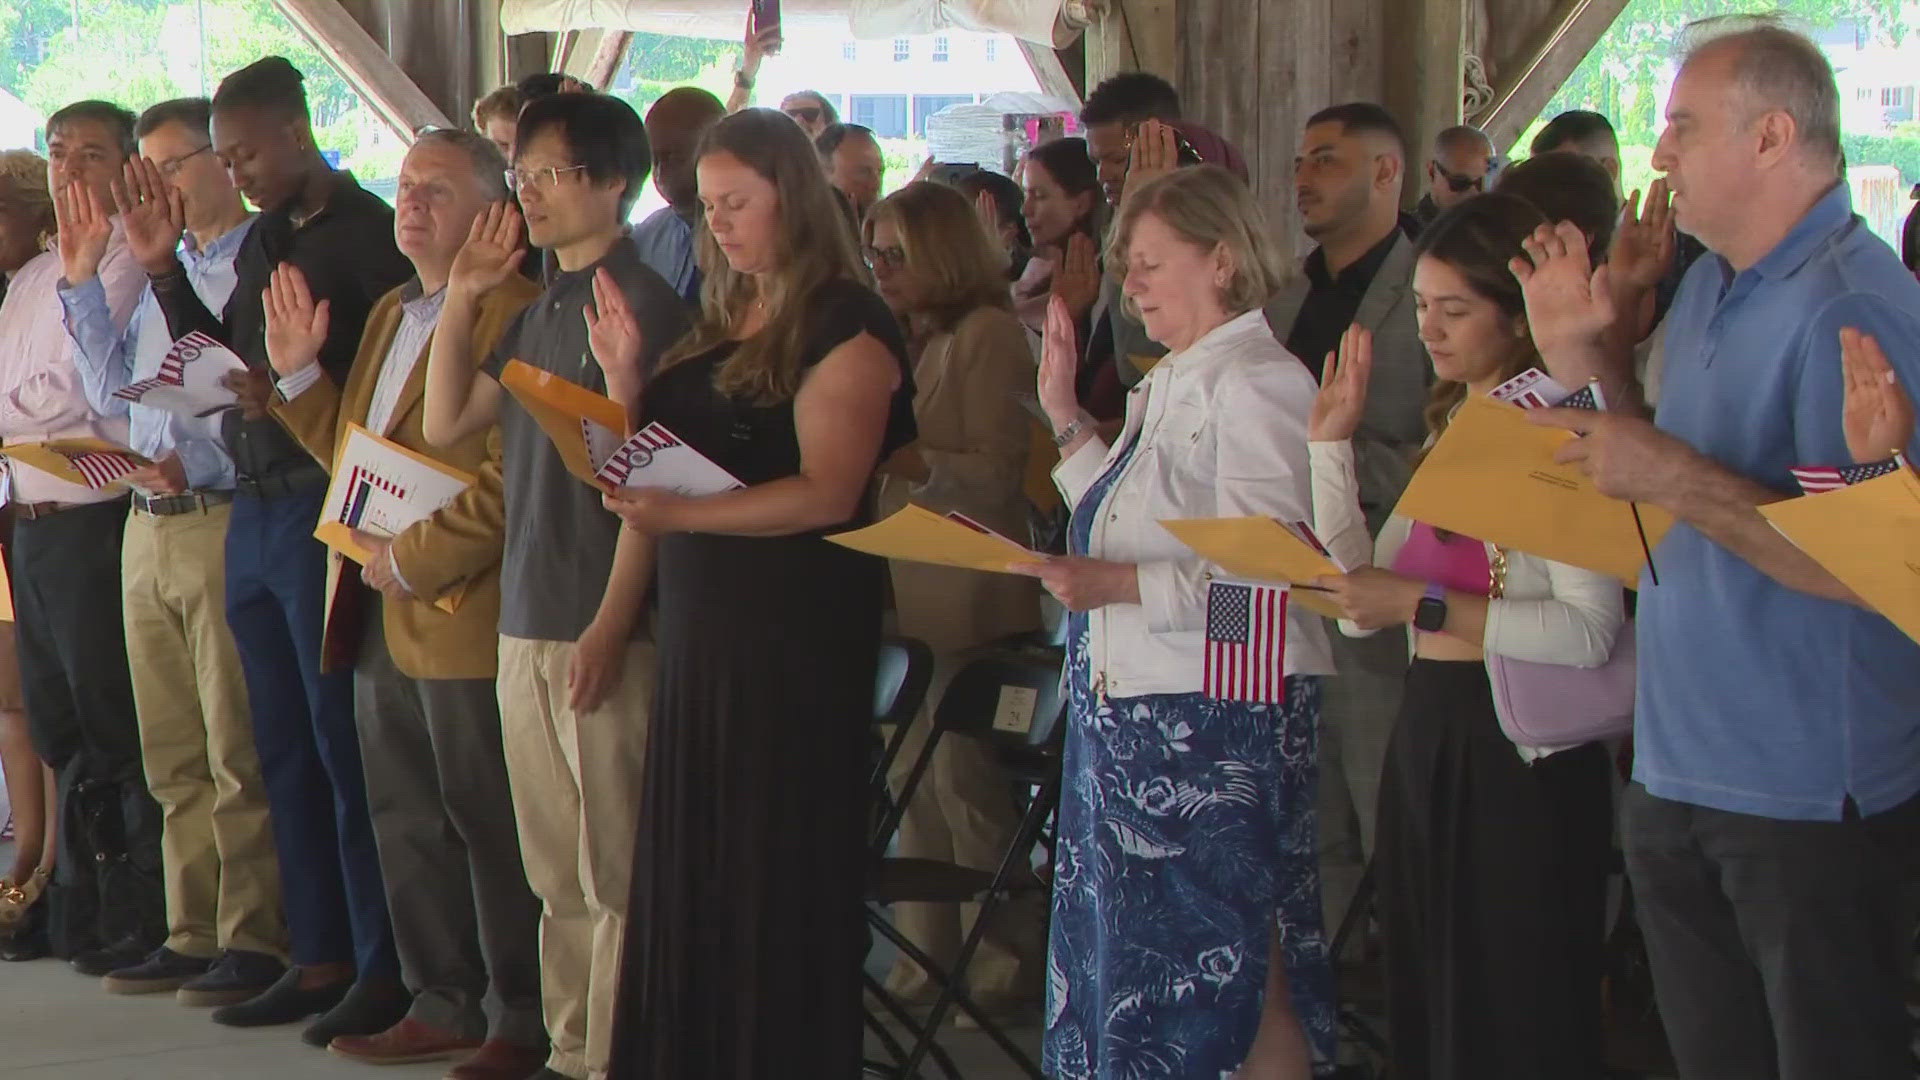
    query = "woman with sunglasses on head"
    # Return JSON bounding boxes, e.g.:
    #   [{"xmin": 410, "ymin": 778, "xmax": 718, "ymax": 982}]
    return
[
  {"xmin": 862, "ymin": 180, "xmax": 1047, "ymax": 1017},
  {"xmin": 595, "ymin": 107, "xmax": 916, "ymax": 1078},
  {"xmin": 779, "ymin": 91, "xmax": 837, "ymax": 139},
  {"xmin": 1308, "ymin": 193, "xmax": 1621, "ymax": 1080}
]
